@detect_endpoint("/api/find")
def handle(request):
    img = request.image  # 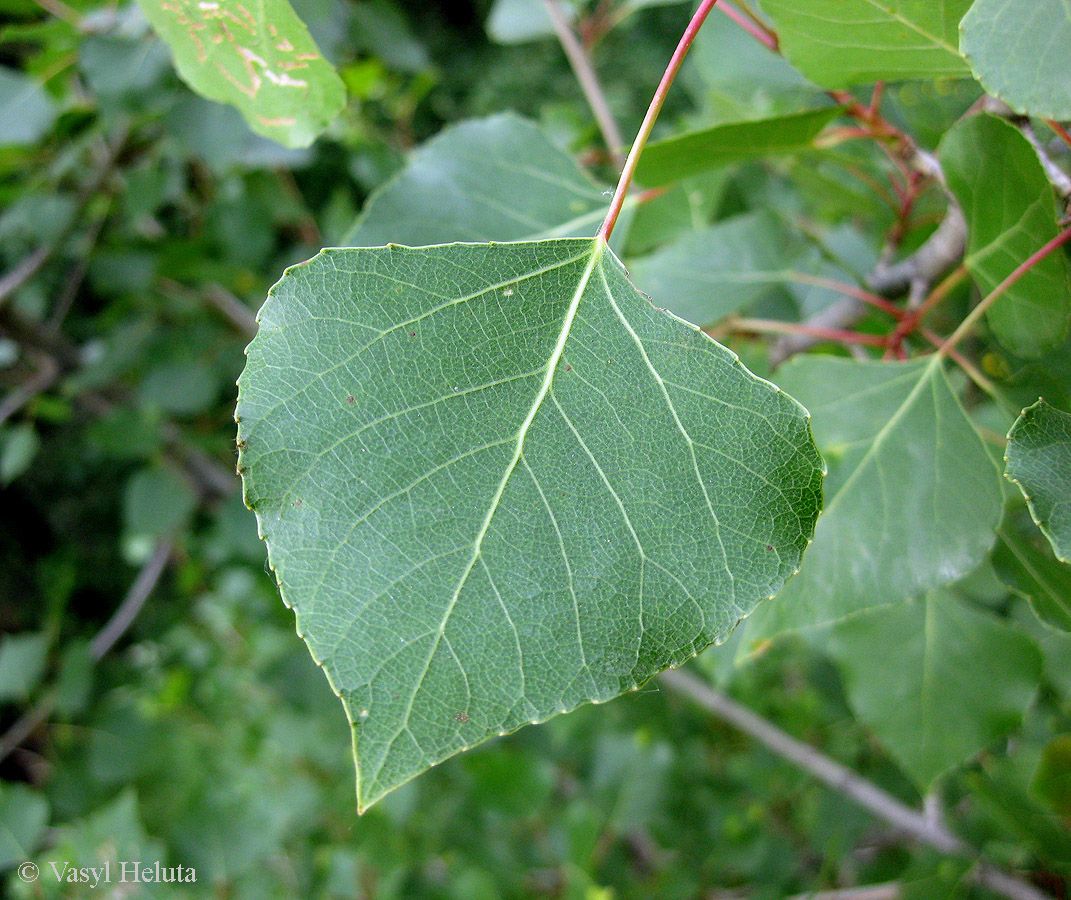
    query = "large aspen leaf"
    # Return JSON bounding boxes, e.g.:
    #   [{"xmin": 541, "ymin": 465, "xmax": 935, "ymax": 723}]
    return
[{"xmin": 236, "ymin": 238, "xmax": 824, "ymax": 809}]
